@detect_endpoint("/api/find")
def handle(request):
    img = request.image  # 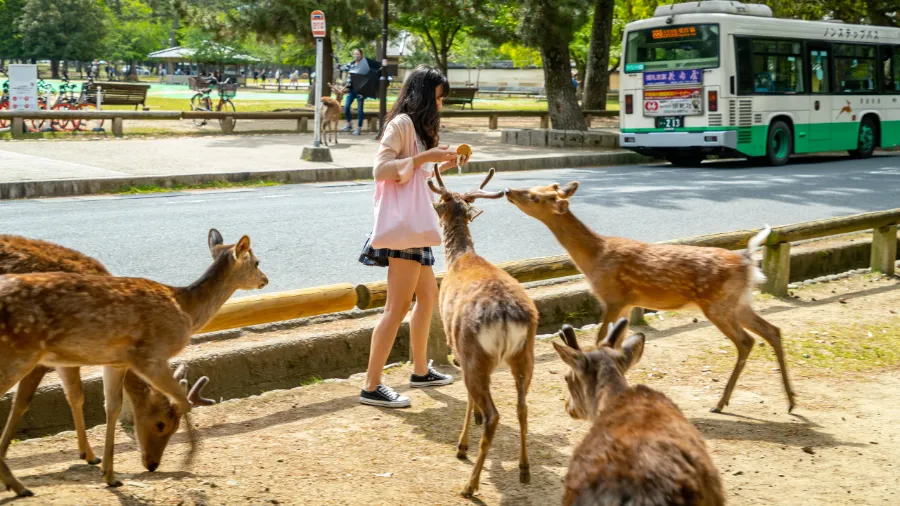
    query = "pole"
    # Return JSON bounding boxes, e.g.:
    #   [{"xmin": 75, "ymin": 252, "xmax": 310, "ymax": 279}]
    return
[
  {"xmin": 313, "ymin": 37, "xmax": 323, "ymax": 148},
  {"xmin": 378, "ymin": 0, "xmax": 388, "ymax": 132}
]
